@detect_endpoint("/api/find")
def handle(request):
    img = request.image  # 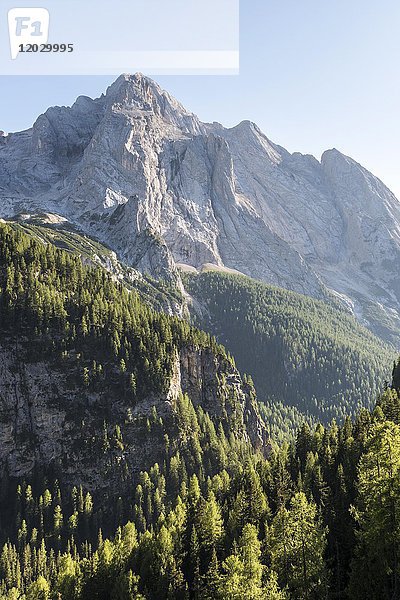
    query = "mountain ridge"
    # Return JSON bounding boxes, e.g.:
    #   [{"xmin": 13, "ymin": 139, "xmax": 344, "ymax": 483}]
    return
[{"xmin": 1, "ymin": 73, "xmax": 400, "ymax": 343}]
